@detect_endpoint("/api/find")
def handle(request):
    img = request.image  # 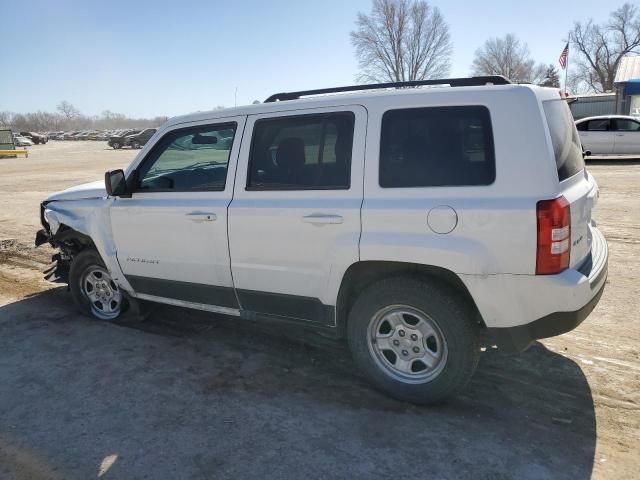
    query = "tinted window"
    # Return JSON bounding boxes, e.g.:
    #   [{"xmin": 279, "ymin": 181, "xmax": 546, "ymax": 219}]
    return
[
  {"xmin": 137, "ymin": 123, "xmax": 236, "ymax": 191},
  {"xmin": 613, "ymin": 119, "xmax": 640, "ymax": 131},
  {"xmin": 587, "ymin": 119, "xmax": 610, "ymax": 131},
  {"xmin": 247, "ymin": 112, "xmax": 354, "ymax": 190},
  {"xmin": 576, "ymin": 121, "xmax": 588, "ymax": 131},
  {"xmin": 543, "ymin": 100, "xmax": 584, "ymax": 181},
  {"xmin": 379, "ymin": 106, "xmax": 495, "ymax": 188}
]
